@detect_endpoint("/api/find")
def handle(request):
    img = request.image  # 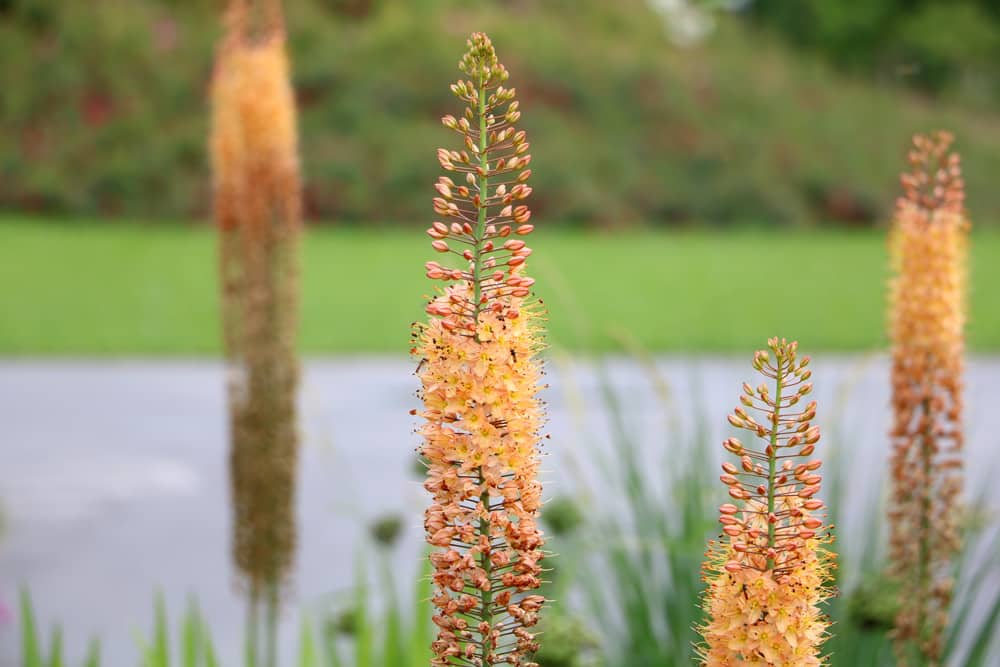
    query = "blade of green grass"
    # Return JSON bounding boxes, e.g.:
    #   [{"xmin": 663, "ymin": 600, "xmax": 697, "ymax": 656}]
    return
[
  {"xmin": 181, "ymin": 599, "xmax": 199, "ymax": 667},
  {"xmin": 139, "ymin": 594, "xmax": 170, "ymax": 667},
  {"xmin": 407, "ymin": 555, "xmax": 433, "ymax": 667},
  {"xmin": 354, "ymin": 556, "xmax": 373, "ymax": 667},
  {"xmin": 46, "ymin": 625, "xmax": 63, "ymax": 667},
  {"xmin": 203, "ymin": 625, "xmax": 219, "ymax": 667},
  {"xmin": 299, "ymin": 617, "xmax": 317, "ymax": 667},
  {"xmin": 378, "ymin": 553, "xmax": 404, "ymax": 667},
  {"xmin": 20, "ymin": 589, "xmax": 43, "ymax": 667},
  {"xmin": 963, "ymin": 590, "xmax": 1000, "ymax": 666},
  {"xmin": 83, "ymin": 639, "xmax": 101, "ymax": 667}
]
